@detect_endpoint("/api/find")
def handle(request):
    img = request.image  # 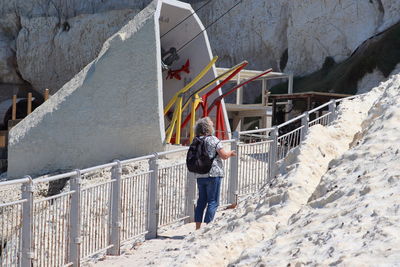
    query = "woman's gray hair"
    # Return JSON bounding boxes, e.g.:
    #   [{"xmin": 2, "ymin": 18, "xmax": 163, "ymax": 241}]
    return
[{"xmin": 195, "ymin": 117, "xmax": 214, "ymax": 136}]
